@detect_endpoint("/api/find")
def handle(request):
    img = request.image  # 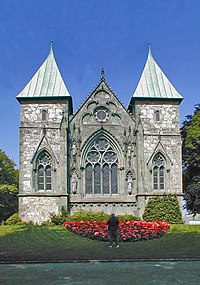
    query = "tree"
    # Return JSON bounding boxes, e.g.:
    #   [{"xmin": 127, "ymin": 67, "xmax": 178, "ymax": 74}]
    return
[
  {"xmin": 181, "ymin": 104, "xmax": 200, "ymax": 215},
  {"xmin": 0, "ymin": 149, "xmax": 18, "ymax": 222},
  {"xmin": 0, "ymin": 149, "xmax": 18, "ymax": 185},
  {"xmin": 185, "ymin": 176, "xmax": 200, "ymax": 216},
  {"xmin": 0, "ymin": 184, "xmax": 18, "ymax": 222}
]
